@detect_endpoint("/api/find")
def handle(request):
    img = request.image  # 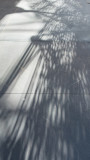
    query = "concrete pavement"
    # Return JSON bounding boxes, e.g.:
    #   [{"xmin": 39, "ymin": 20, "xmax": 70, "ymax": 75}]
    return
[{"xmin": 0, "ymin": 0, "xmax": 90, "ymax": 160}]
